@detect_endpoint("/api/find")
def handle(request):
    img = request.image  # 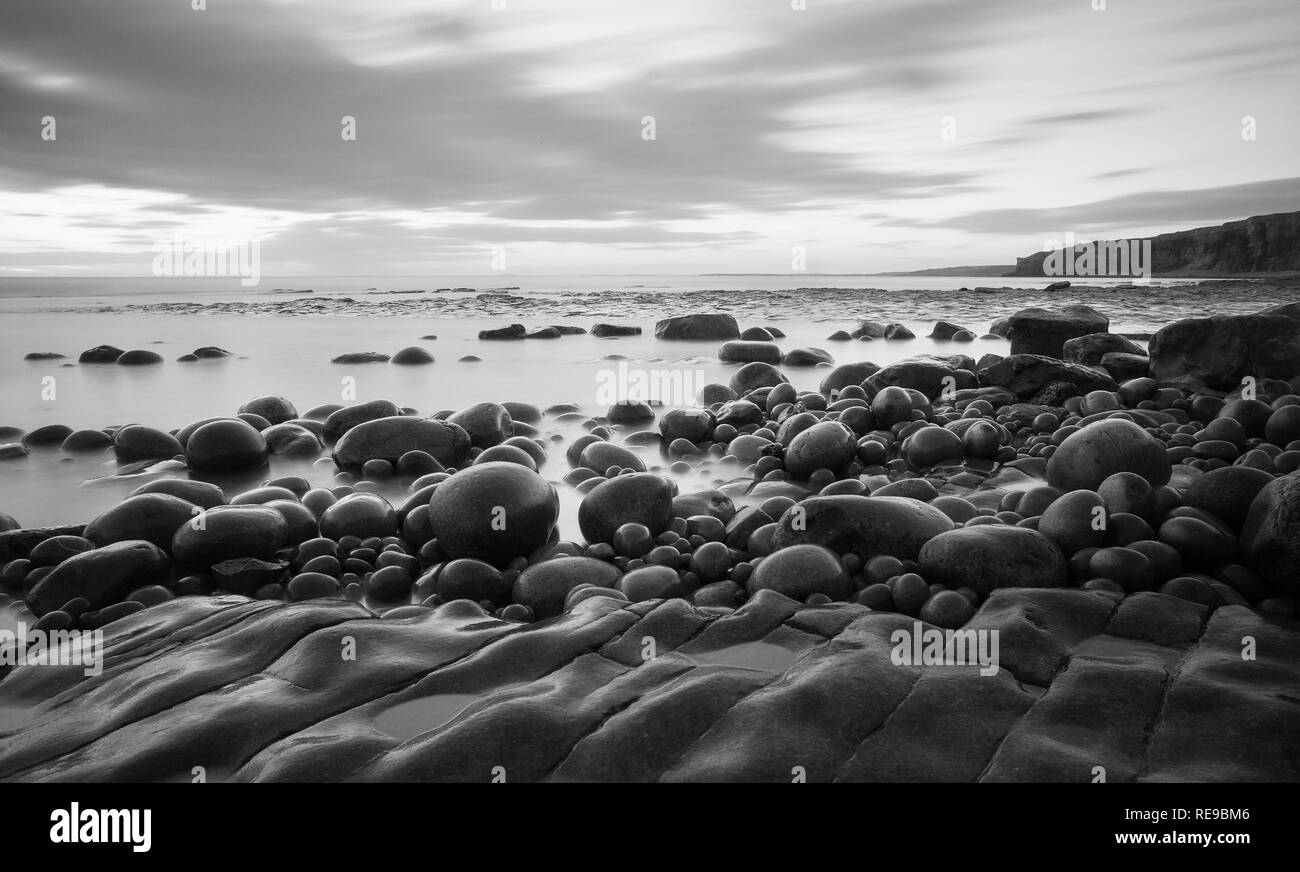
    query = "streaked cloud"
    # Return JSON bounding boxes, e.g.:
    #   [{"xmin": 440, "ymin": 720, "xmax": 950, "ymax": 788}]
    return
[{"xmin": 0, "ymin": 0, "xmax": 1296, "ymax": 274}]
